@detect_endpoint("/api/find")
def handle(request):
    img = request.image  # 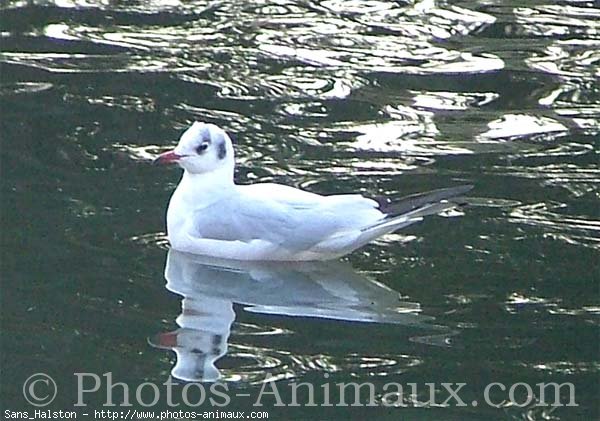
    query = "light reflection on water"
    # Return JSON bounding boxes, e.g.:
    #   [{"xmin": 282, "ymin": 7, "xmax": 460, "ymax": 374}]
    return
[
  {"xmin": 508, "ymin": 202, "xmax": 600, "ymax": 250},
  {"xmin": 1, "ymin": 0, "xmax": 598, "ymax": 418}
]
